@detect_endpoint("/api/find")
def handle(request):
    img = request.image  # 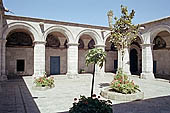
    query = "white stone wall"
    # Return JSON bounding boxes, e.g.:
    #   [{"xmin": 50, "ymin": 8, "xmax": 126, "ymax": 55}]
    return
[
  {"xmin": 153, "ymin": 50, "xmax": 170, "ymax": 75},
  {"xmin": 6, "ymin": 47, "xmax": 34, "ymax": 75},
  {"xmin": 78, "ymin": 49, "xmax": 93, "ymax": 73},
  {"xmin": 105, "ymin": 51, "xmax": 117, "ymax": 72},
  {"xmin": 45, "ymin": 48, "xmax": 67, "ymax": 74}
]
